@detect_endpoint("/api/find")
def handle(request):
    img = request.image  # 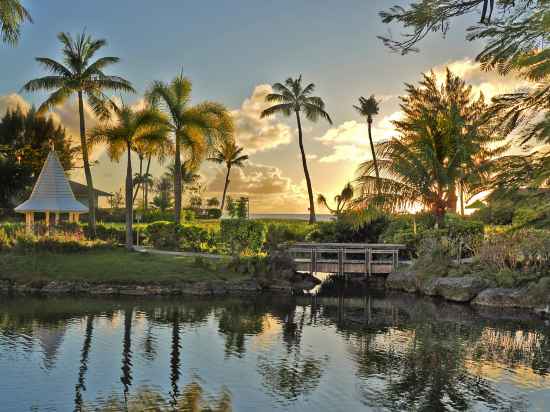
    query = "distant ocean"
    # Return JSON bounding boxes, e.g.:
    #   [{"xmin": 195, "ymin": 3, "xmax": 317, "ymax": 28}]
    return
[{"xmin": 250, "ymin": 213, "xmax": 334, "ymax": 222}]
